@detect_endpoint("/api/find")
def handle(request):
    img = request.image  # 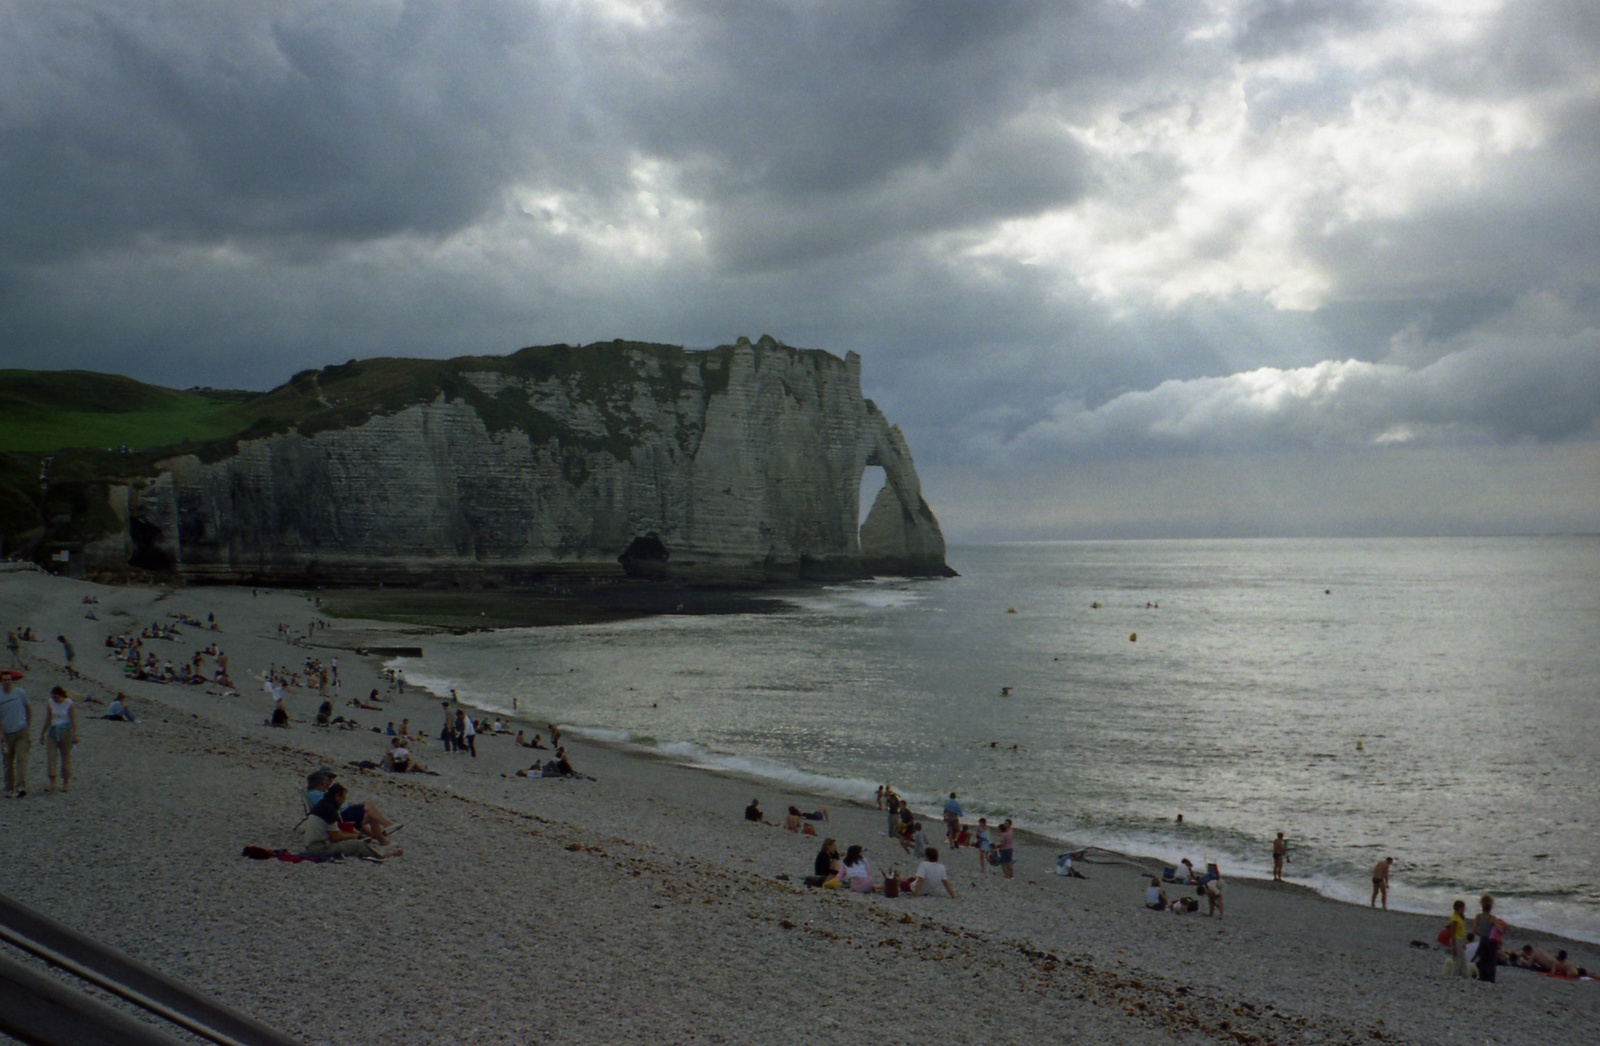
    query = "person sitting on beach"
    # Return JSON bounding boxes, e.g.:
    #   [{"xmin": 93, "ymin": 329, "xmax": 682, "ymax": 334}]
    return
[
  {"xmin": 269, "ymin": 703, "xmax": 290, "ymax": 728},
  {"xmin": 315, "ymin": 701, "xmax": 333, "ymax": 727},
  {"xmin": 1146, "ymin": 877, "xmax": 1170, "ymax": 911},
  {"xmin": 384, "ymin": 738, "xmax": 428, "ymax": 774},
  {"xmin": 814, "ymin": 838, "xmax": 842, "ymax": 882},
  {"xmin": 529, "ymin": 733, "xmax": 547, "ymax": 749},
  {"xmin": 386, "ymin": 722, "xmax": 397, "ymax": 736},
  {"xmin": 551, "ymin": 747, "xmax": 574, "ymax": 776},
  {"xmin": 1055, "ymin": 852, "xmax": 1088, "ymax": 879},
  {"xmin": 909, "ymin": 847, "xmax": 959, "ymax": 900},
  {"xmin": 306, "ymin": 777, "xmax": 398, "ymax": 846},
  {"xmin": 840, "ymin": 844, "xmax": 877, "ymax": 894},
  {"xmin": 303, "ymin": 784, "xmax": 402, "ymax": 860},
  {"xmin": 745, "ymin": 799, "xmax": 772, "ymax": 824},
  {"xmin": 103, "ymin": 694, "xmax": 136, "ymax": 722},
  {"xmin": 1179, "ymin": 858, "xmax": 1198, "ymax": 883},
  {"xmin": 1551, "ymin": 951, "xmax": 1581, "ymax": 978}
]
